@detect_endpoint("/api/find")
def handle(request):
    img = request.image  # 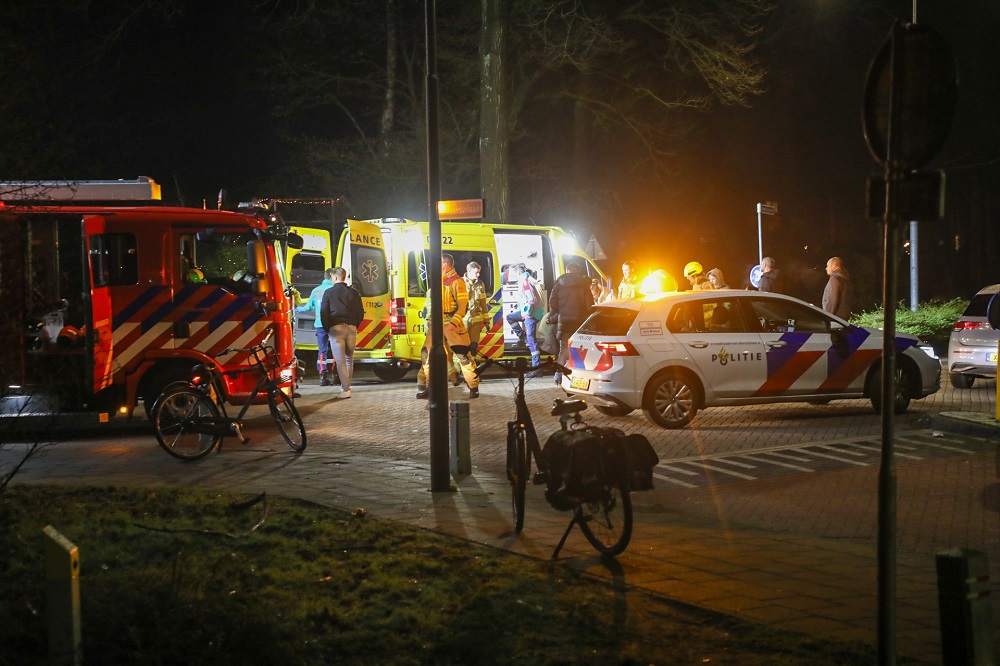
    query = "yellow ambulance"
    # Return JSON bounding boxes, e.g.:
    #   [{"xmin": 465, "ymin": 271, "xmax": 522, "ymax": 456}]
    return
[{"xmin": 335, "ymin": 218, "xmax": 609, "ymax": 381}]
